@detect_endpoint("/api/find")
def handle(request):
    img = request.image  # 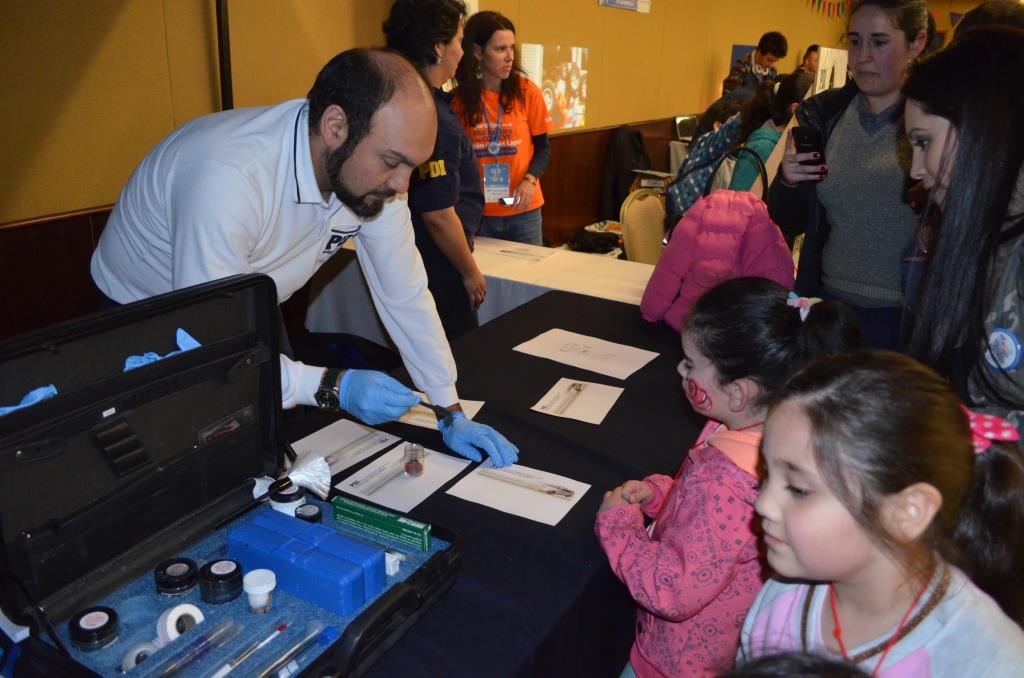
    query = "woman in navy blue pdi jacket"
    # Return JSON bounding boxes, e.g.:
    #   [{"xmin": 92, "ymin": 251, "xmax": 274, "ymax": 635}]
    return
[
  {"xmin": 383, "ymin": 0, "xmax": 485, "ymax": 340},
  {"xmin": 767, "ymin": 0, "xmax": 927, "ymax": 350}
]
